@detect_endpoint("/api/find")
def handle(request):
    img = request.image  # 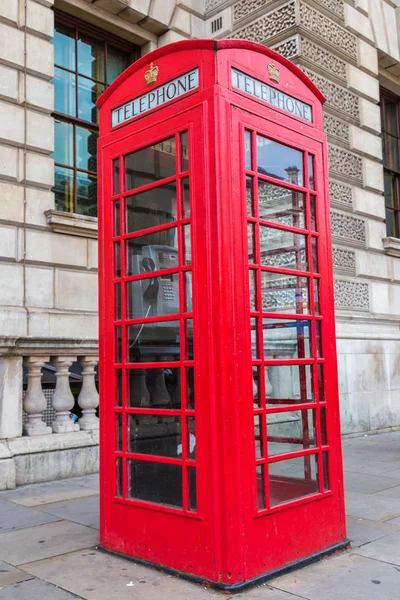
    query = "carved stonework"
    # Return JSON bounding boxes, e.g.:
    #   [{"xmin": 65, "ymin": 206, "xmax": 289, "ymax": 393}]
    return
[
  {"xmin": 334, "ymin": 280, "xmax": 369, "ymax": 311},
  {"xmin": 328, "ymin": 145, "xmax": 363, "ymax": 182},
  {"xmin": 330, "ymin": 211, "xmax": 366, "ymax": 247},
  {"xmin": 332, "ymin": 247, "xmax": 356, "ymax": 275},
  {"xmin": 271, "ymin": 36, "xmax": 299, "ymax": 60},
  {"xmin": 233, "ymin": 0, "xmax": 274, "ymax": 23},
  {"xmin": 301, "ymin": 38, "xmax": 347, "ymax": 82},
  {"xmin": 302, "ymin": 68, "xmax": 359, "ymax": 121},
  {"xmin": 324, "ymin": 114, "xmax": 349, "ymax": 145},
  {"xmin": 329, "ymin": 180, "xmax": 353, "ymax": 208},
  {"xmin": 205, "ymin": 0, "xmax": 225, "ymax": 10},
  {"xmin": 299, "ymin": 2, "xmax": 357, "ymax": 60},
  {"xmin": 310, "ymin": 0, "xmax": 344, "ymax": 19},
  {"xmin": 230, "ymin": 2, "xmax": 296, "ymax": 42}
]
